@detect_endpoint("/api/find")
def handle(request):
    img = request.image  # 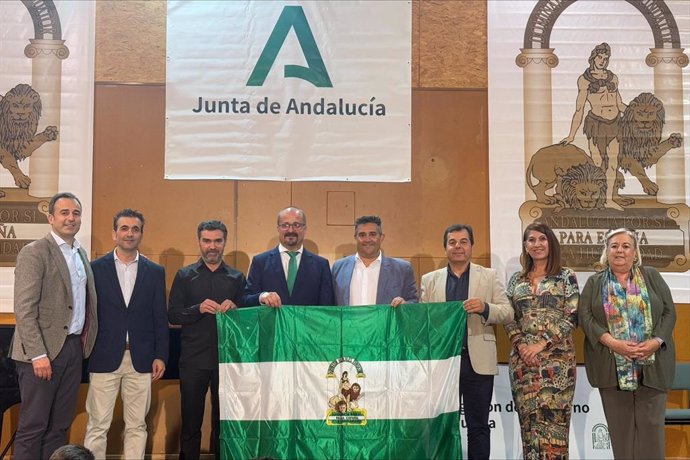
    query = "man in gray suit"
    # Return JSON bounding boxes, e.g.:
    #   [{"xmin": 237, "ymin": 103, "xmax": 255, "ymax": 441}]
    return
[
  {"xmin": 10, "ymin": 192, "xmax": 98, "ymax": 459},
  {"xmin": 332, "ymin": 215, "xmax": 417, "ymax": 307}
]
